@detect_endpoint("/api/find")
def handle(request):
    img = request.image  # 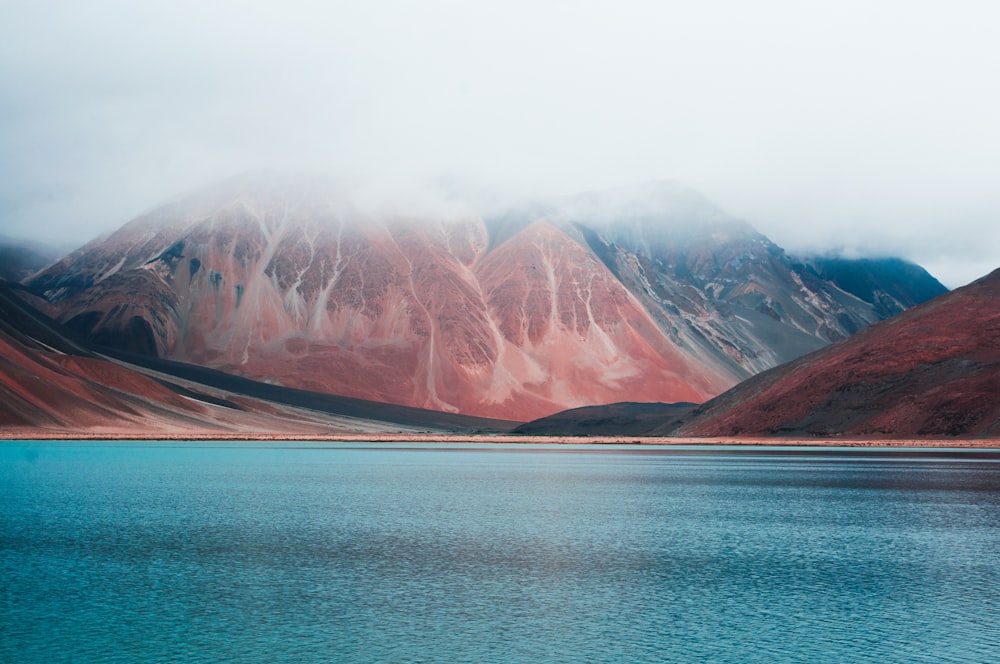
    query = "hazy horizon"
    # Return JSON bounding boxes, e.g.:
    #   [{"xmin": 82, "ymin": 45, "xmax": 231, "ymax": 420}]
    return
[{"xmin": 2, "ymin": 1, "xmax": 998, "ymax": 288}]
